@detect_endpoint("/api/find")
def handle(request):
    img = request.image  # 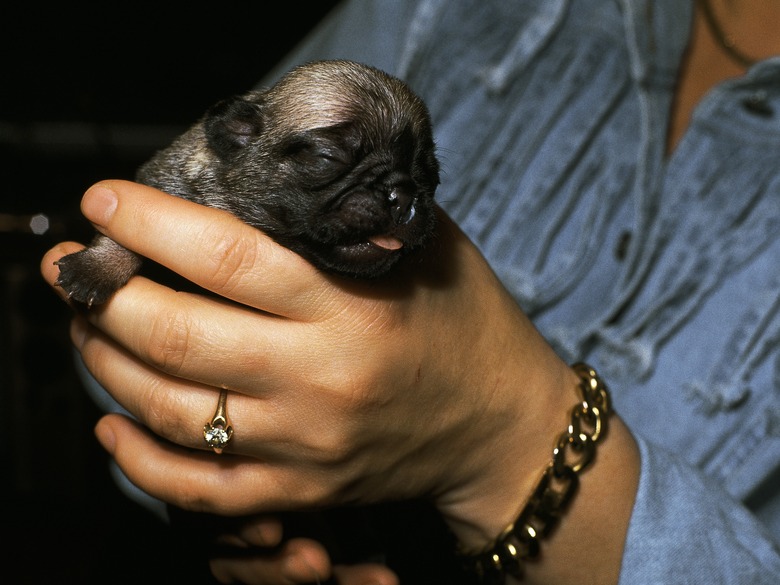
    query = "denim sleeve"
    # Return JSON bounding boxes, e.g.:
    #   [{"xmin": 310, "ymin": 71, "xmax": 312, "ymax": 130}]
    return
[{"xmin": 620, "ymin": 435, "xmax": 780, "ymax": 583}]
